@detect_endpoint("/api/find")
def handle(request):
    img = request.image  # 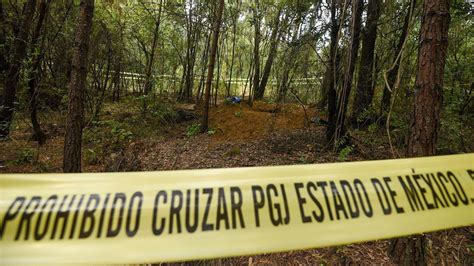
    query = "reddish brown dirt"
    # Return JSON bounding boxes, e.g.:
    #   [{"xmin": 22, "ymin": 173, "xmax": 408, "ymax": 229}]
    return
[{"xmin": 208, "ymin": 101, "xmax": 316, "ymax": 142}]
